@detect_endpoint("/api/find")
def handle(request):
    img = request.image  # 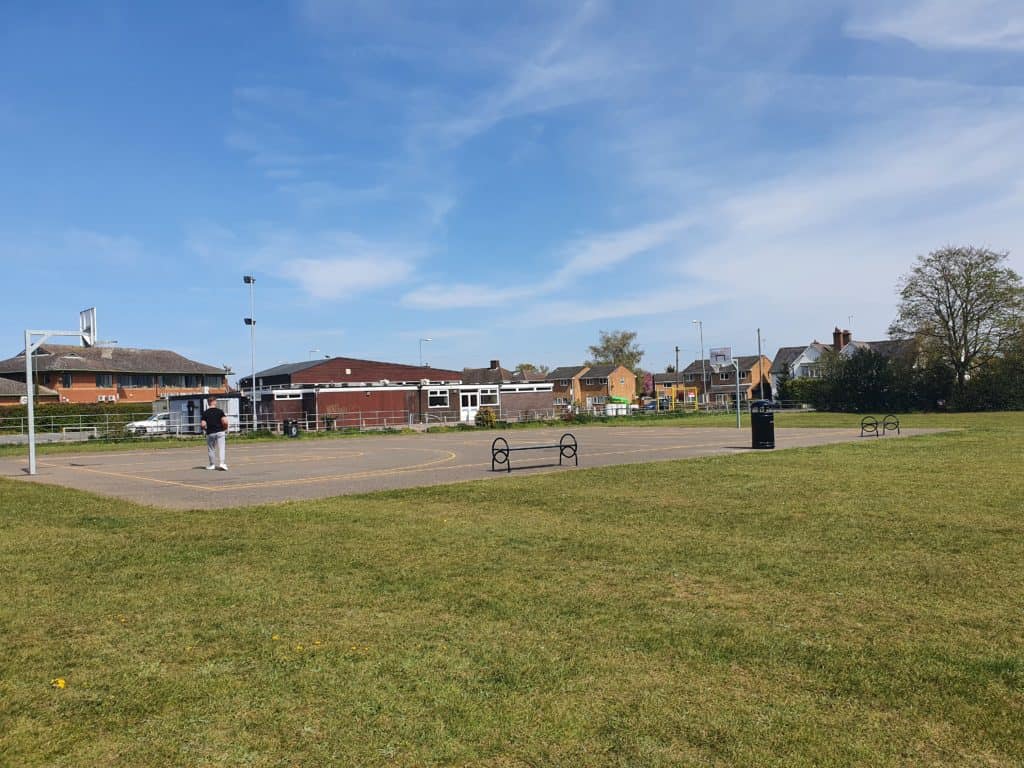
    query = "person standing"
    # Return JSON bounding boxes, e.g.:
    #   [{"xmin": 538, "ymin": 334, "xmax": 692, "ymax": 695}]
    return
[{"xmin": 200, "ymin": 396, "xmax": 229, "ymax": 471}]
